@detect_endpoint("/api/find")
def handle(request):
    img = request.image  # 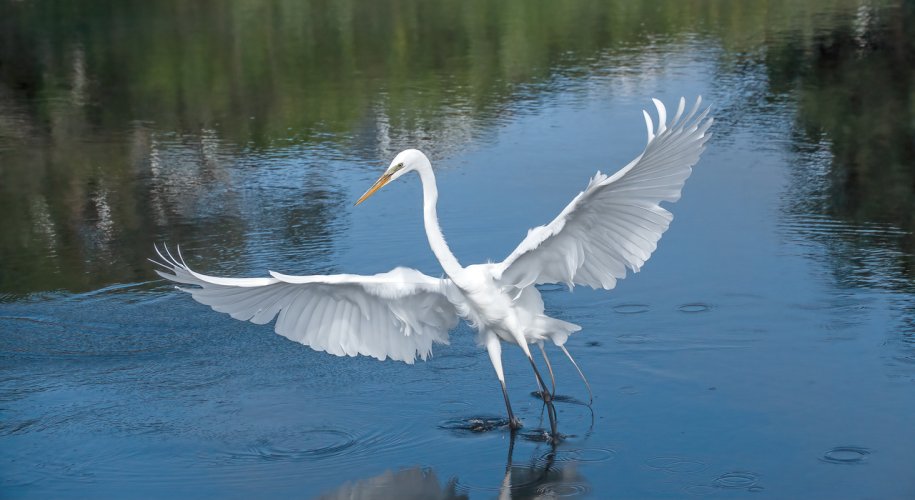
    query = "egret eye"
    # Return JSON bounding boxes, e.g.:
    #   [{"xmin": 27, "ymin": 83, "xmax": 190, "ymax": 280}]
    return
[{"xmin": 391, "ymin": 162, "xmax": 405, "ymax": 173}]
